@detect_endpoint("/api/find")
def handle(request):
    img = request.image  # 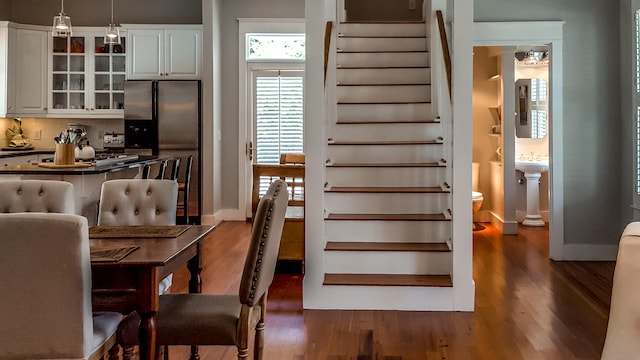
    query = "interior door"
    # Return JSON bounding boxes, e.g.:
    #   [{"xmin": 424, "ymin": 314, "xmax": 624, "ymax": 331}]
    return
[{"xmin": 244, "ymin": 66, "xmax": 304, "ymax": 218}]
